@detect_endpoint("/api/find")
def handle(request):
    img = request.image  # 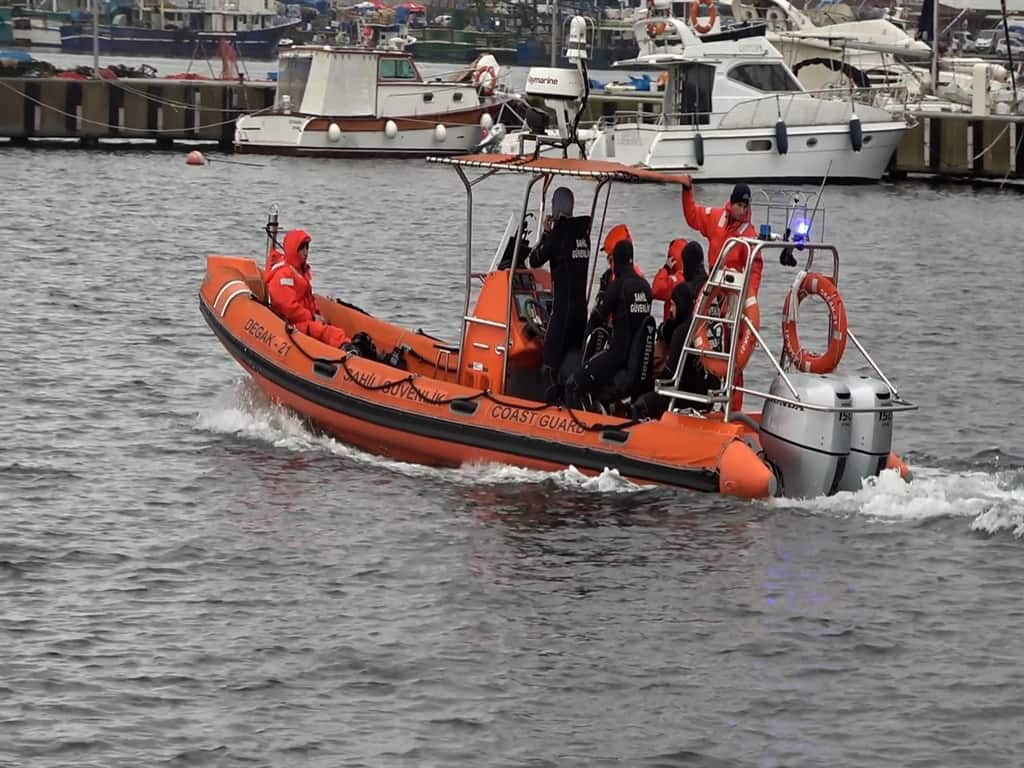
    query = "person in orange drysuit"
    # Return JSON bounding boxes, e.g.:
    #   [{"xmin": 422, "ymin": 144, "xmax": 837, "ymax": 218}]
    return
[
  {"xmin": 651, "ymin": 237, "xmax": 688, "ymax": 330},
  {"xmin": 681, "ymin": 182, "xmax": 762, "ymax": 411},
  {"xmin": 265, "ymin": 229, "xmax": 350, "ymax": 349},
  {"xmin": 681, "ymin": 181, "xmax": 762, "ymax": 295}
]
